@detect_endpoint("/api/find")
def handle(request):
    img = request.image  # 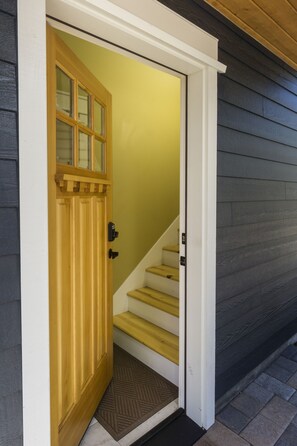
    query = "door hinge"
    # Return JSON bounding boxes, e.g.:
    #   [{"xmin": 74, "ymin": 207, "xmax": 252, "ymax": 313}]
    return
[
  {"xmin": 182, "ymin": 232, "xmax": 186, "ymax": 245},
  {"xmin": 180, "ymin": 256, "xmax": 186, "ymax": 267}
]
